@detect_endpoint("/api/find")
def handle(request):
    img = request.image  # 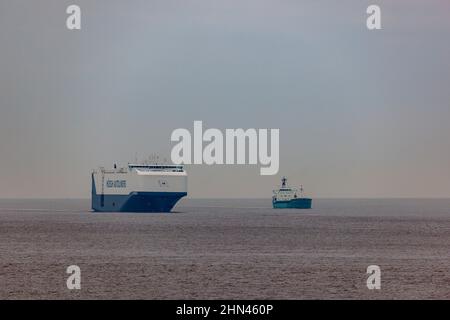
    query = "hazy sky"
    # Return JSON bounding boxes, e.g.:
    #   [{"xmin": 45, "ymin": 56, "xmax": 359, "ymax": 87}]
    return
[{"xmin": 1, "ymin": 0, "xmax": 449, "ymax": 198}]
